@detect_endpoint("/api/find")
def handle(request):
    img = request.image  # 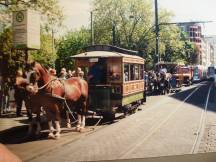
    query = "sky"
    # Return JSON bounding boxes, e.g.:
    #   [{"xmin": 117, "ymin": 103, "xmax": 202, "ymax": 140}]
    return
[{"xmin": 58, "ymin": 0, "xmax": 216, "ymax": 36}]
